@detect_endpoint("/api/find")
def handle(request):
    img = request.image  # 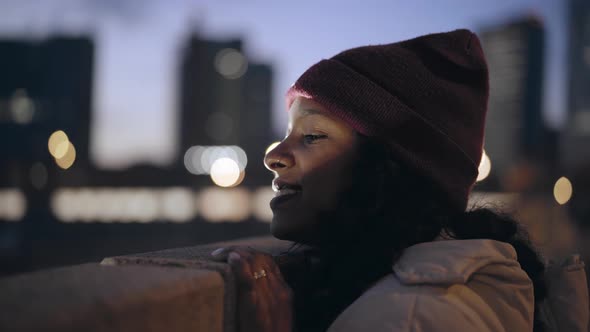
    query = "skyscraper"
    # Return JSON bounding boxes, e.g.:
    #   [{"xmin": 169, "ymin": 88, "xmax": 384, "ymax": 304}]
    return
[
  {"xmin": 0, "ymin": 37, "xmax": 93, "ymax": 164},
  {"xmin": 562, "ymin": 0, "xmax": 590, "ymax": 171},
  {"xmin": 568, "ymin": 0, "xmax": 590, "ymax": 118},
  {"xmin": 0, "ymin": 36, "xmax": 94, "ymax": 230},
  {"xmin": 178, "ymin": 34, "xmax": 273, "ymax": 186},
  {"xmin": 179, "ymin": 37, "xmax": 244, "ymax": 149},
  {"xmin": 479, "ymin": 16, "xmax": 556, "ymax": 189},
  {"xmin": 0, "ymin": 36, "xmax": 93, "ymax": 192}
]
